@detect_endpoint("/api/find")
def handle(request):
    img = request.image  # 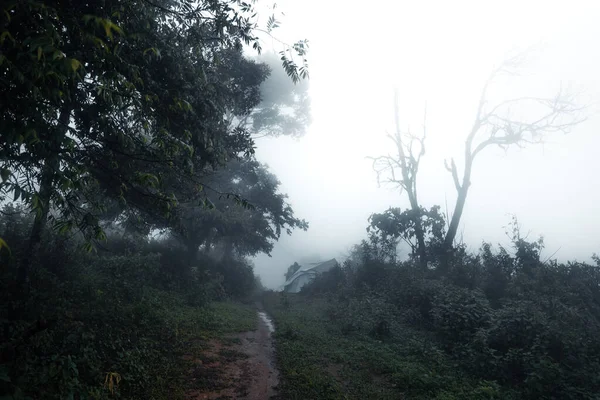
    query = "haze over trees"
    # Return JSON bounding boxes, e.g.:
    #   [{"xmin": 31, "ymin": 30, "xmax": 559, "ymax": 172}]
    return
[
  {"xmin": 0, "ymin": 0, "xmax": 309, "ymax": 397},
  {"xmin": 264, "ymin": 52, "xmax": 599, "ymax": 400},
  {"xmin": 370, "ymin": 55, "xmax": 585, "ymax": 270},
  {"xmin": 2, "ymin": 1, "xmax": 600, "ymax": 399}
]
